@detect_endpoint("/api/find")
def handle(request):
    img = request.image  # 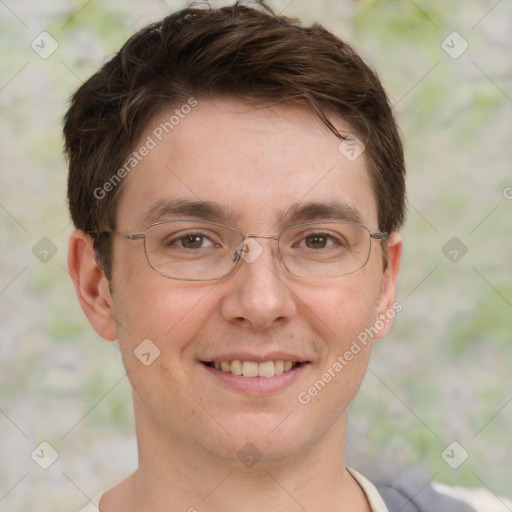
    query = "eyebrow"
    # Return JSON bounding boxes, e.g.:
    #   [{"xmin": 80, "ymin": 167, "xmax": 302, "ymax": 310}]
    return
[
  {"xmin": 278, "ymin": 200, "xmax": 364, "ymax": 226},
  {"xmin": 143, "ymin": 198, "xmax": 364, "ymax": 228},
  {"xmin": 143, "ymin": 198, "xmax": 241, "ymax": 225}
]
